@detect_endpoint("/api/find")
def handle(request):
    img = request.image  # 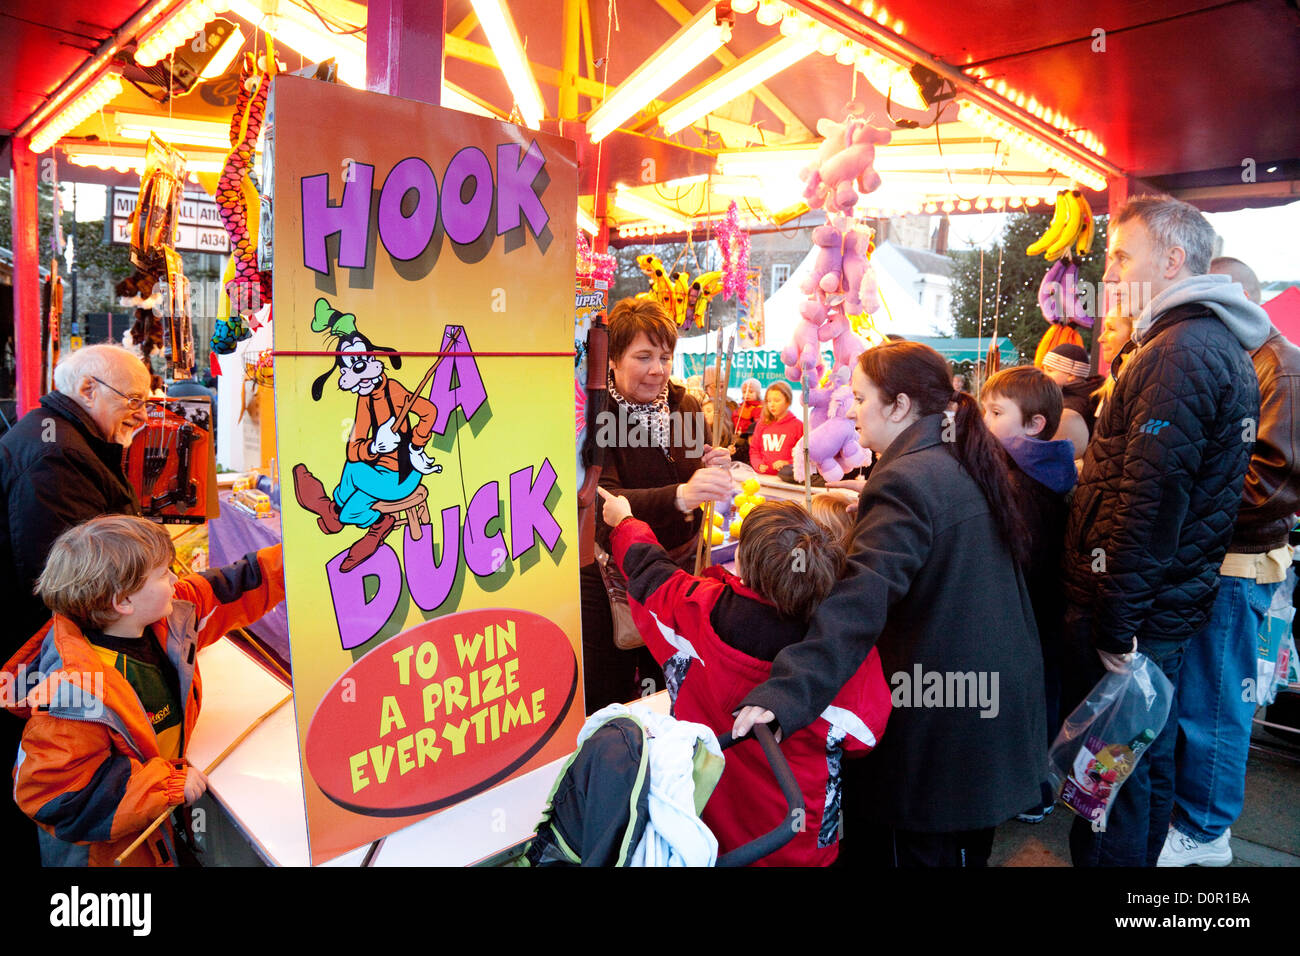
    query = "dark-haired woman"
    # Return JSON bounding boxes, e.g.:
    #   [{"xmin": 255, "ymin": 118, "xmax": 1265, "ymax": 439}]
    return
[
  {"xmin": 582, "ymin": 298, "xmax": 732, "ymax": 712},
  {"xmin": 734, "ymin": 341, "xmax": 1046, "ymax": 867}
]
